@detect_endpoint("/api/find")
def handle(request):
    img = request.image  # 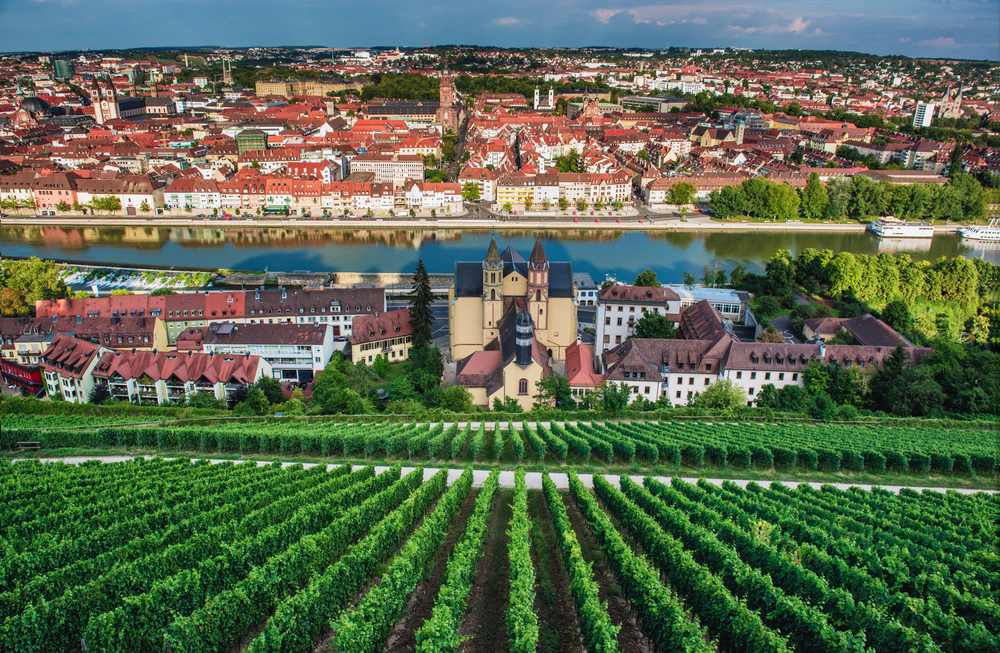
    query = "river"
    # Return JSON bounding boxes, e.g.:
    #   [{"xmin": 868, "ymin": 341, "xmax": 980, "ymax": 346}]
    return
[{"xmin": 2, "ymin": 226, "xmax": 997, "ymax": 282}]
